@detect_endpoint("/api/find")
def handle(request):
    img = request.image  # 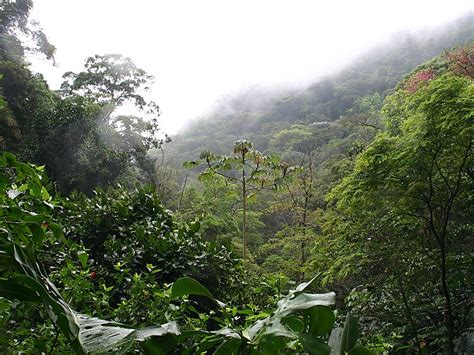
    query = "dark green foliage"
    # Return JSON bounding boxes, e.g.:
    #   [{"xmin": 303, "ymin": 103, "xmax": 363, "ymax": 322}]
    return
[
  {"xmin": 0, "ymin": 151, "xmax": 67, "ymax": 352},
  {"xmin": 0, "ymin": 61, "xmax": 56, "ymax": 154},
  {"xmin": 46, "ymin": 53, "xmax": 164, "ymax": 193},
  {"xmin": 40, "ymin": 100, "xmax": 130, "ymax": 193},
  {"xmin": 0, "ymin": 153, "xmax": 237, "ymax": 351},
  {"xmin": 0, "ymin": 0, "xmax": 55, "ymax": 62},
  {"xmin": 58, "ymin": 186, "xmax": 242, "ymax": 300},
  {"xmin": 313, "ymin": 51, "xmax": 474, "ymax": 353},
  {"xmin": 170, "ymin": 276, "xmax": 339, "ymax": 354}
]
